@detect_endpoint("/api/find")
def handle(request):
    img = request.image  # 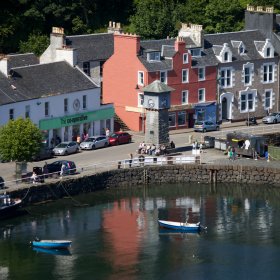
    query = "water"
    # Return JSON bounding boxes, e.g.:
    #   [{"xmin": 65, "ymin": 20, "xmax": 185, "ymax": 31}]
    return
[{"xmin": 1, "ymin": 183, "xmax": 280, "ymax": 280}]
